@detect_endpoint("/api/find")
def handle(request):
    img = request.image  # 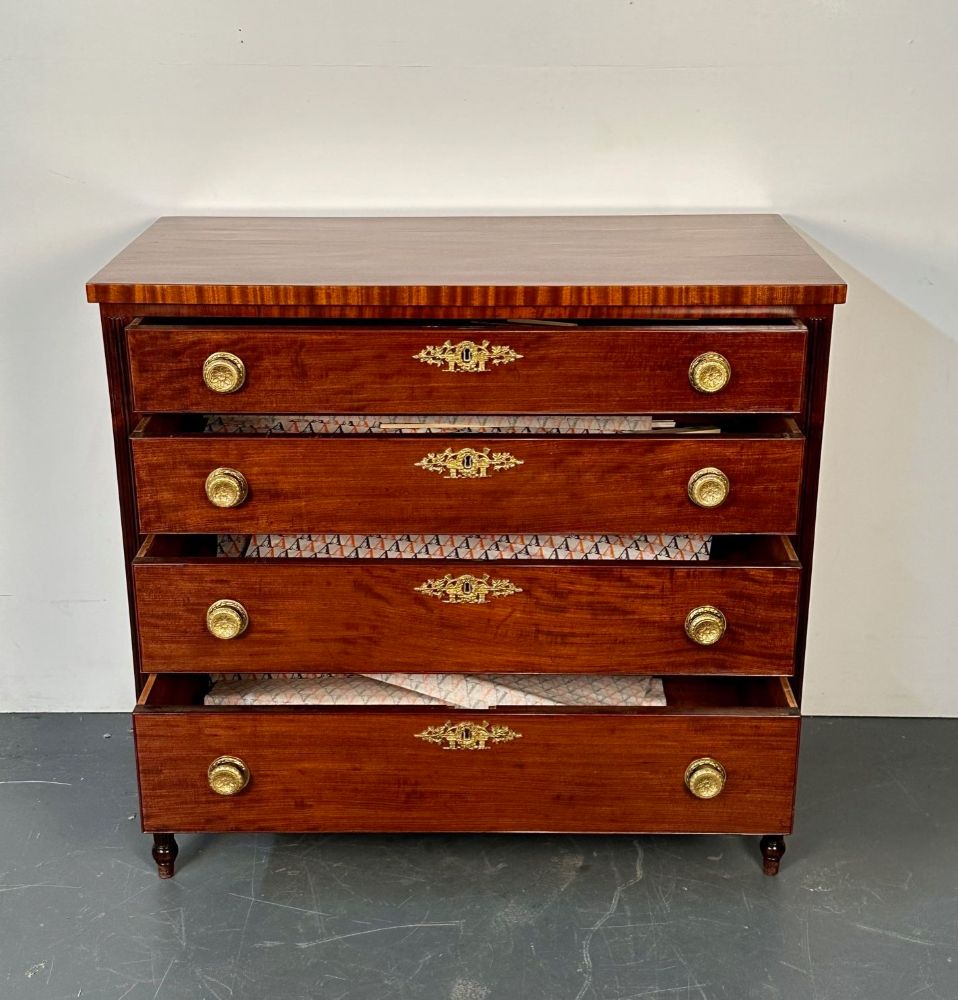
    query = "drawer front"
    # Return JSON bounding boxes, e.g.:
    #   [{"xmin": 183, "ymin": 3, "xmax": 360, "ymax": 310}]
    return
[
  {"xmin": 134, "ymin": 709, "xmax": 799, "ymax": 833},
  {"xmin": 134, "ymin": 560, "xmax": 800, "ymax": 675},
  {"xmin": 131, "ymin": 435, "xmax": 804, "ymax": 535},
  {"xmin": 127, "ymin": 323, "xmax": 807, "ymax": 414}
]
